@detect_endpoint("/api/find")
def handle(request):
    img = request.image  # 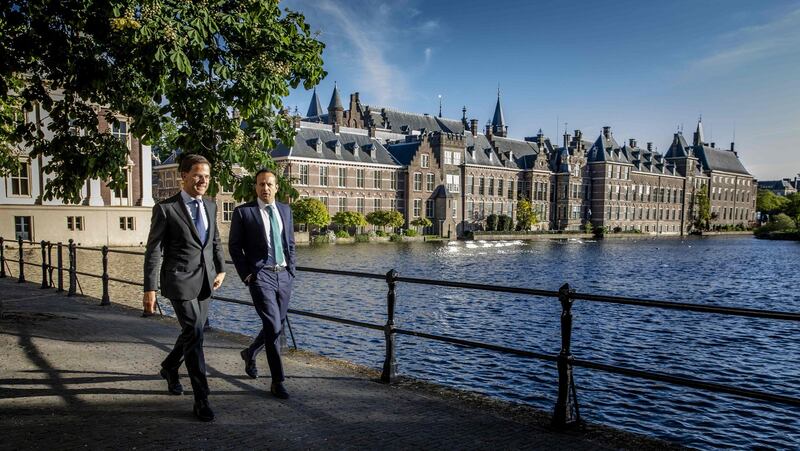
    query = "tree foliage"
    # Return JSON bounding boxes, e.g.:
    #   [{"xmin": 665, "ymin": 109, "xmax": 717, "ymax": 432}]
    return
[
  {"xmin": 367, "ymin": 209, "xmax": 404, "ymax": 231},
  {"xmin": 1, "ymin": 0, "xmax": 326, "ymax": 203},
  {"xmin": 694, "ymin": 185, "xmax": 711, "ymax": 230},
  {"xmin": 515, "ymin": 199, "xmax": 537, "ymax": 231},
  {"xmin": 757, "ymin": 189, "xmax": 789, "ymax": 216},
  {"xmin": 290, "ymin": 197, "xmax": 329, "ymax": 229},
  {"xmin": 410, "ymin": 216, "xmax": 431, "ymax": 231},
  {"xmin": 332, "ymin": 211, "xmax": 367, "ymax": 229}
]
